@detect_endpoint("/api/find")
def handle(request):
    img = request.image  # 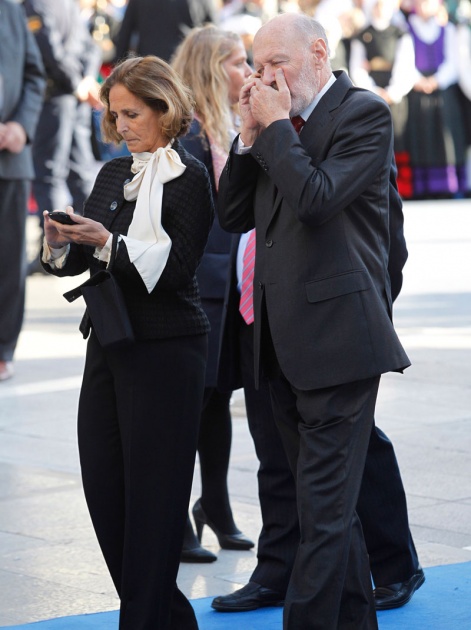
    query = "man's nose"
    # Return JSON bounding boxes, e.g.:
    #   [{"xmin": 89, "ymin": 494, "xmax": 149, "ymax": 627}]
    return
[{"xmin": 261, "ymin": 68, "xmax": 274, "ymax": 85}]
